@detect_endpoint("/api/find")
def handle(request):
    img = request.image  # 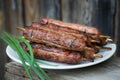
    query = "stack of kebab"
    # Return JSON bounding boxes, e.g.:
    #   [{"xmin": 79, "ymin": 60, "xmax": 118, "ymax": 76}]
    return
[{"xmin": 17, "ymin": 18, "xmax": 112, "ymax": 64}]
